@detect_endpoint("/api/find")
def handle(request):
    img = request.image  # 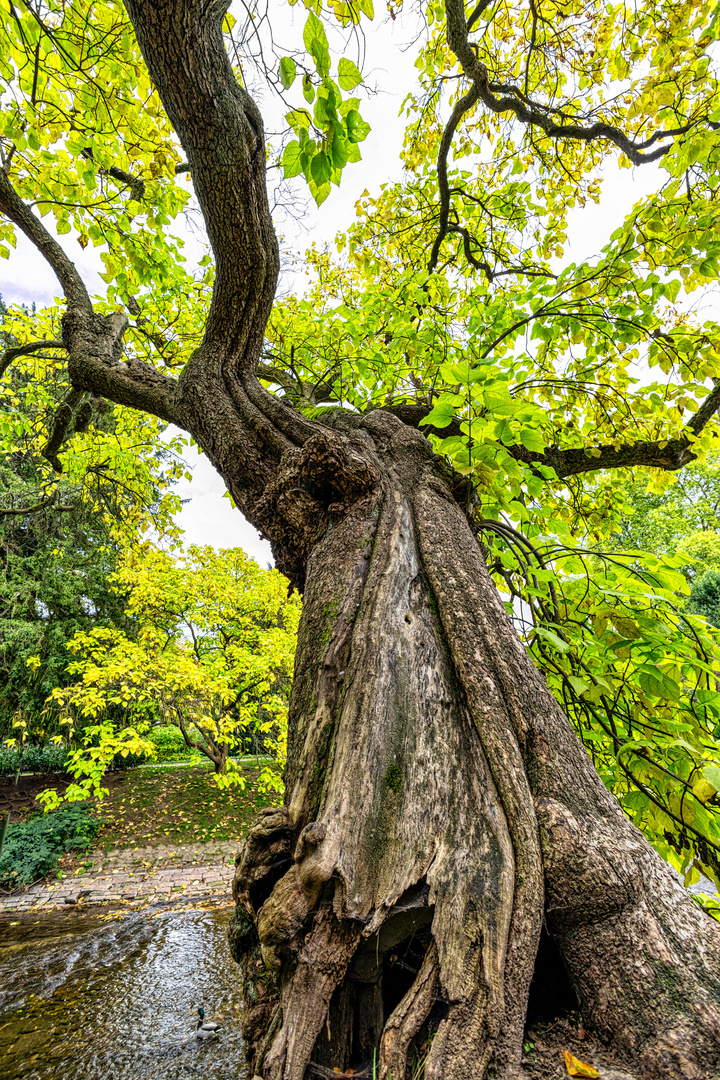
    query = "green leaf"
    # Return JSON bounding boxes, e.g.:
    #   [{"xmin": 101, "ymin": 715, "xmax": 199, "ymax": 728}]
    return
[
  {"xmin": 330, "ymin": 133, "xmax": 349, "ymax": 171},
  {"xmin": 637, "ymin": 667, "xmax": 680, "ymax": 701},
  {"xmin": 303, "ymin": 12, "xmax": 330, "ymax": 77},
  {"xmin": 314, "ymin": 90, "xmax": 338, "ymax": 127},
  {"xmin": 279, "ymin": 56, "xmax": 297, "ymax": 90},
  {"xmin": 345, "ymin": 108, "xmax": 370, "ymax": 143},
  {"xmin": 702, "ymin": 766, "xmax": 720, "ymax": 793},
  {"xmin": 285, "ymin": 108, "xmax": 312, "ymax": 135},
  {"xmin": 484, "ymin": 385, "xmax": 517, "ymax": 415},
  {"xmin": 517, "ymin": 426, "xmax": 545, "ymax": 453},
  {"xmin": 311, "ymin": 151, "xmax": 331, "ymax": 187},
  {"xmin": 282, "ymin": 141, "xmax": 303, "ymax": 179},
  {"xmin": 312, "ymin": 180, "xmax": 331, "ymax": 206},
  {"xmin": 338, "ymin": 58, "xmax": 362, "ymax": 91},
  {"xmin": 302, "ymin": 74, "xmax": 315, "ymax": 103},
  {"xmin": 534, "ymin": 626, "xmax": 570, "ymax": 653},
  {"xmin": 420, "ymin": 400, "xmax": 456, "ymax": 429}
]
